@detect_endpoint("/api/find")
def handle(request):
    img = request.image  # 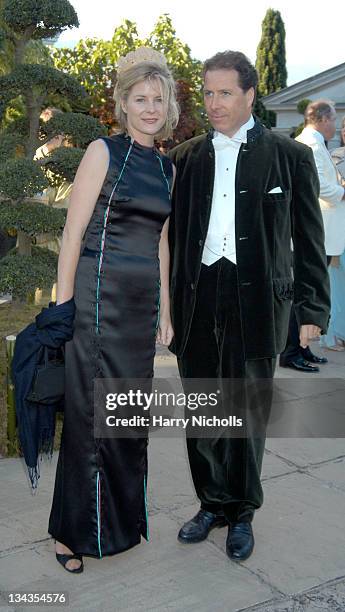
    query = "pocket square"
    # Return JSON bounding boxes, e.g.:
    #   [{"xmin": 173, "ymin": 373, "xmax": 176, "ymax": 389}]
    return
[{"xmin": 268, "ymin": 186, "xmax": 283, "ymax": 194}]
